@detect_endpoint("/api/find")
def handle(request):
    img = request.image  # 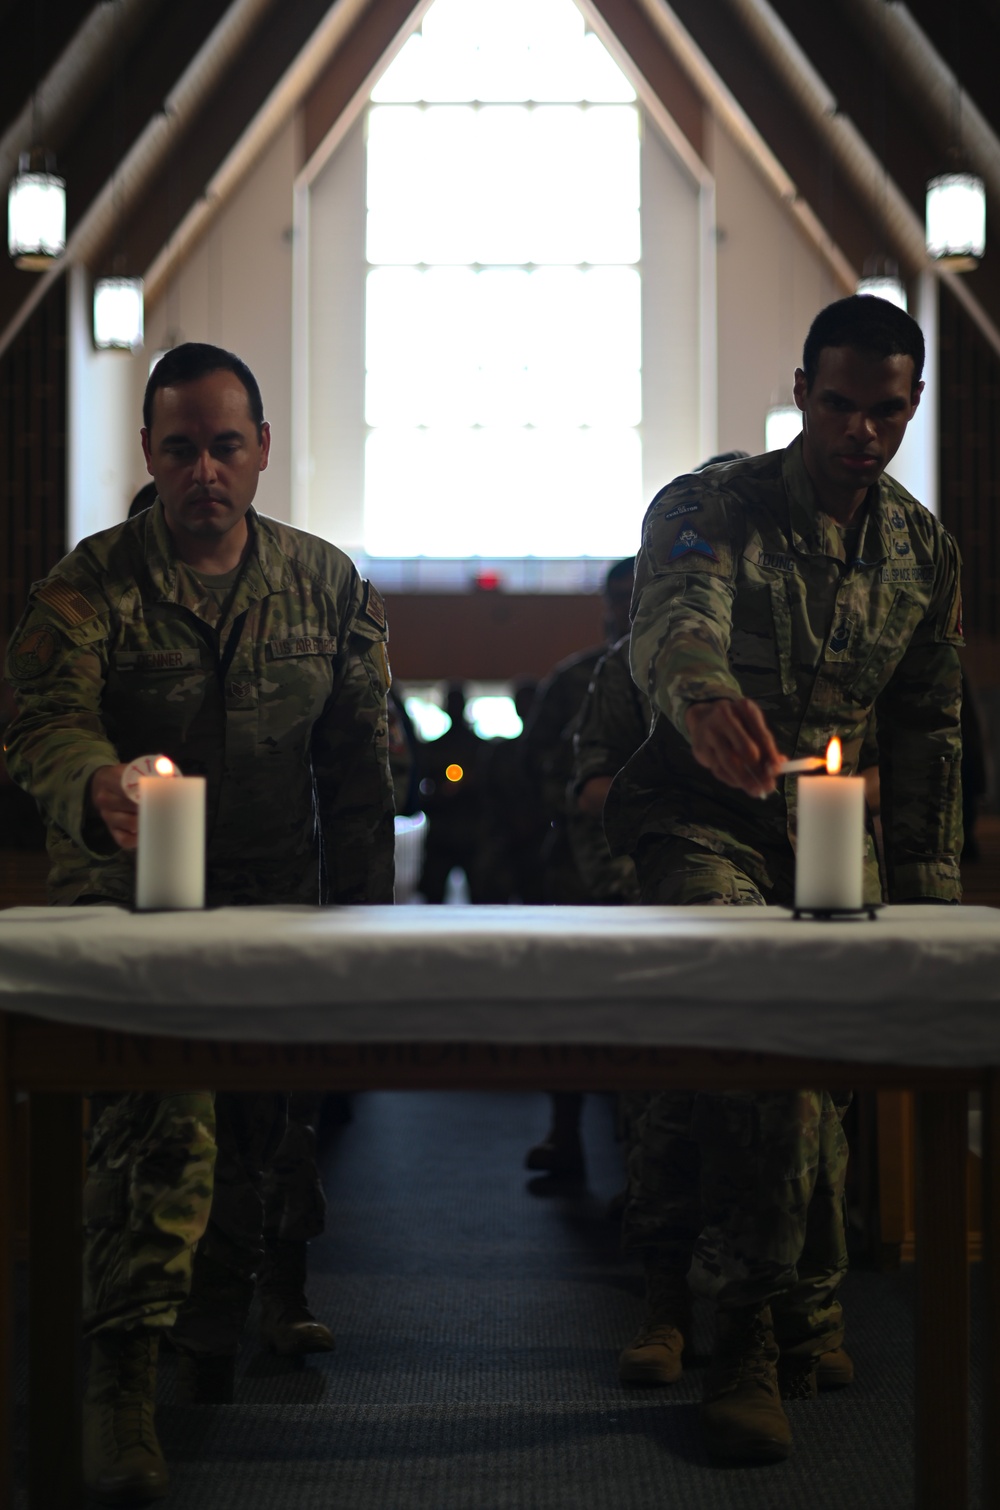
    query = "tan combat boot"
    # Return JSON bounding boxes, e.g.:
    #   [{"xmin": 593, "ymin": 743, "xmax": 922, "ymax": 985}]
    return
[
  {"xmin": 83, "ymin": 1328, "xmax": 168, "ymax": 1505},
  {"xmin": 618, "ymin": 1269, "xmax": 691, "ymax": 1384},
  {"xmin": 778, "ymin": 1344, "xmax": 854, "ymax": 1399},
  {"xmin": 817, "ymin": 1346, "xmax": 854, "ymax": 1388},
  {"xmin": 258, "ymin": 1235, "xmax": 335, "ymax": 1356},
  {"xmin": 700, "ymin": 1306, "xmax": 792, "ymax": 1463}
]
